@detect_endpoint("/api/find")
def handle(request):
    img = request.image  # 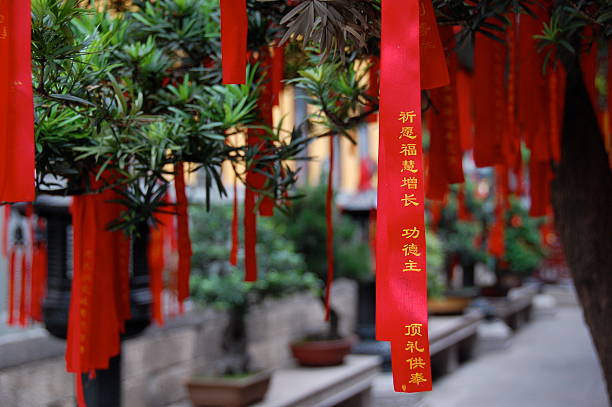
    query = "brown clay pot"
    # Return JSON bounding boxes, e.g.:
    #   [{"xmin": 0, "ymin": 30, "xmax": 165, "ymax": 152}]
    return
[
  {"xmin": 290, "ymin": 336, "xmax": 356, "ymax": 367},
  {"xmin": 427, "ymin": 296, "xmax": 471, "ymax": 315},
  {"xmin": 186, "ymin": 370, "xmax": 272, "ymax": 407}
]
